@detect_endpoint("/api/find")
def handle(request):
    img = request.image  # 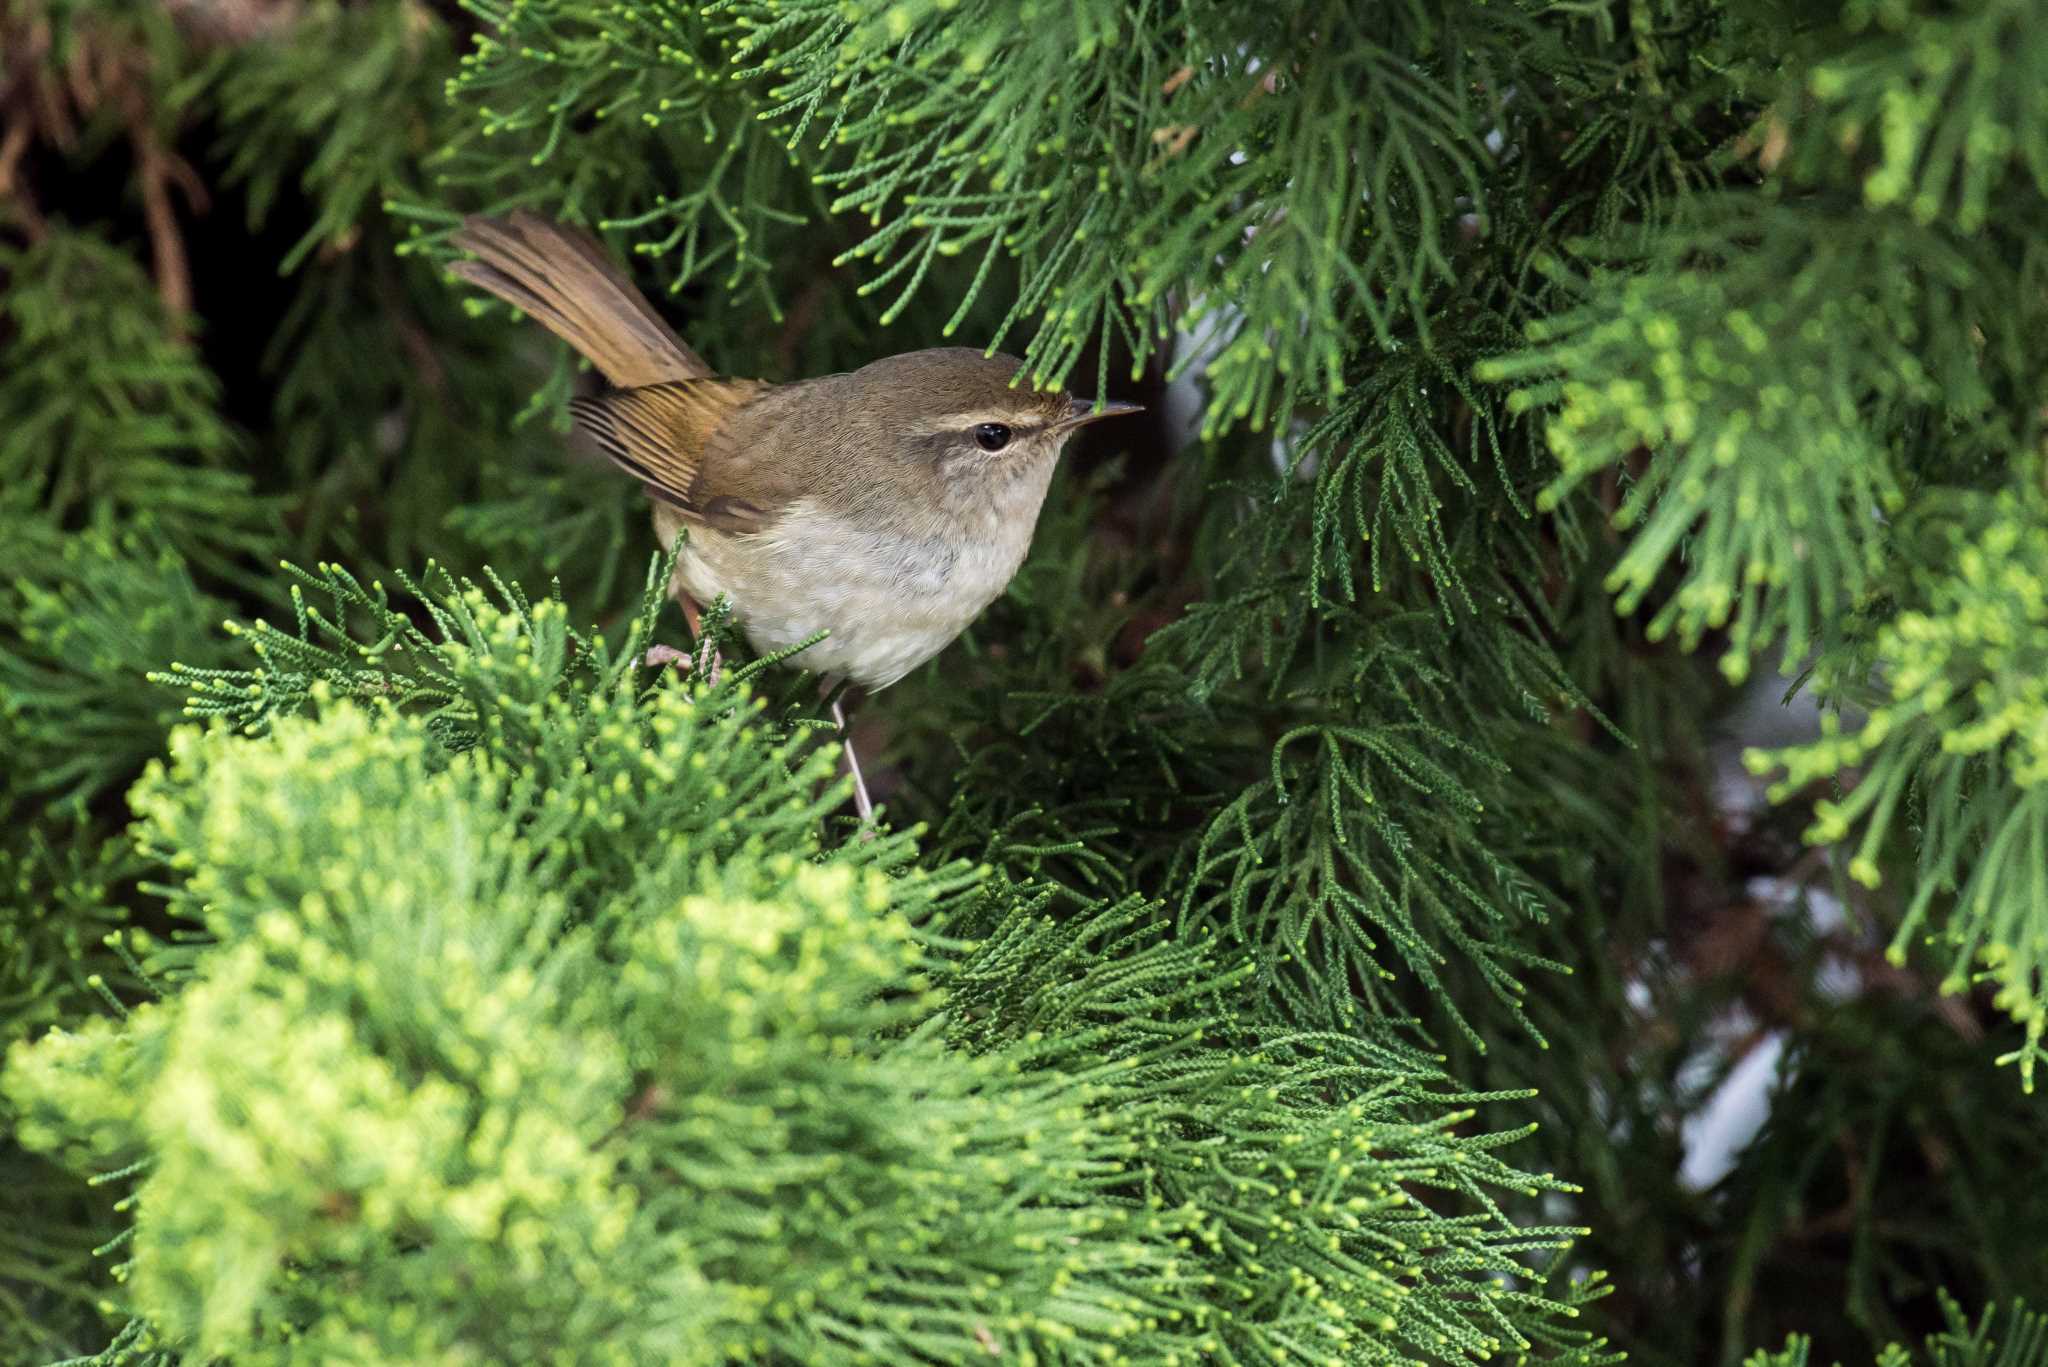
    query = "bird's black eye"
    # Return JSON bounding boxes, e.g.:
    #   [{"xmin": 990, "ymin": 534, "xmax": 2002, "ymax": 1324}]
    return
[{"xmin": 973, "ymin": 422, "xmax": 1013, "ymax": 452}]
